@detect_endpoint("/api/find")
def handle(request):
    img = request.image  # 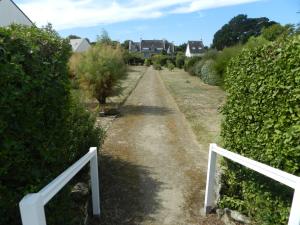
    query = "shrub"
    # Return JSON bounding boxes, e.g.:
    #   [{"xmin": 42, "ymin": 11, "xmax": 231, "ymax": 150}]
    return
[
  {"xmin": 166, "ymin": 60, "xmax": 175, "ymax": 71},
  {"xmin": 184, "ymin": 56, "xmax": 201, "ymax": 75},
  {"xmin": 124, "ymin": 51, "xmax": 144, "ymax": 65},
  {"xmin": 78, "ymin": 43, "xmax": 127, "ymax": 105},
  {"xmin": 213, "ymin": 45, "xmax": 242, "ymax": 80},
  {"xmin": 144, "ymin": 58, "xmax": 151, "ymax": 66},
  {"xmin": 175, "ymin": 52, "xmax": 185, "ymax": 68},
  {"xmin": 151, "ymin": 54, "xmax": 168, "ymax": 67},
  {"xmin": 244, "ymin": 36, "xmax": 270, "ymax": 50},
  {"xmin": 221, "ymin": 35, "xmax": 300, "ymax": 225},
  {"xmin": 0, "ymin": 25, "xmax": 102, "ymax": 225},
  {"xmin": 153, "ymin": 62, "xmax": 162, "ymax": 70},
  {"xmin": 200, "ymin": 59, "xmax": 221, "ymax": 85},
  {"xmin": 193, "ymin": 60, "xmax": 206, "ymax": 77}
]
